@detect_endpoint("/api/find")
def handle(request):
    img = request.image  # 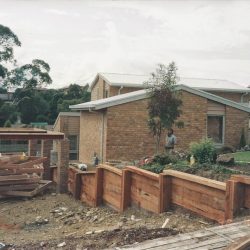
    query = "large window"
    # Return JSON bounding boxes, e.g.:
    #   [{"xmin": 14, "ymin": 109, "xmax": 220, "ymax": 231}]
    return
[
  {"xmin": 68, "ymin": 135, "xmax": 79, "ymax": 160},
  {"xmin": 207, "ymin": 116, "xmax": 224, "ymax": 144}
]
